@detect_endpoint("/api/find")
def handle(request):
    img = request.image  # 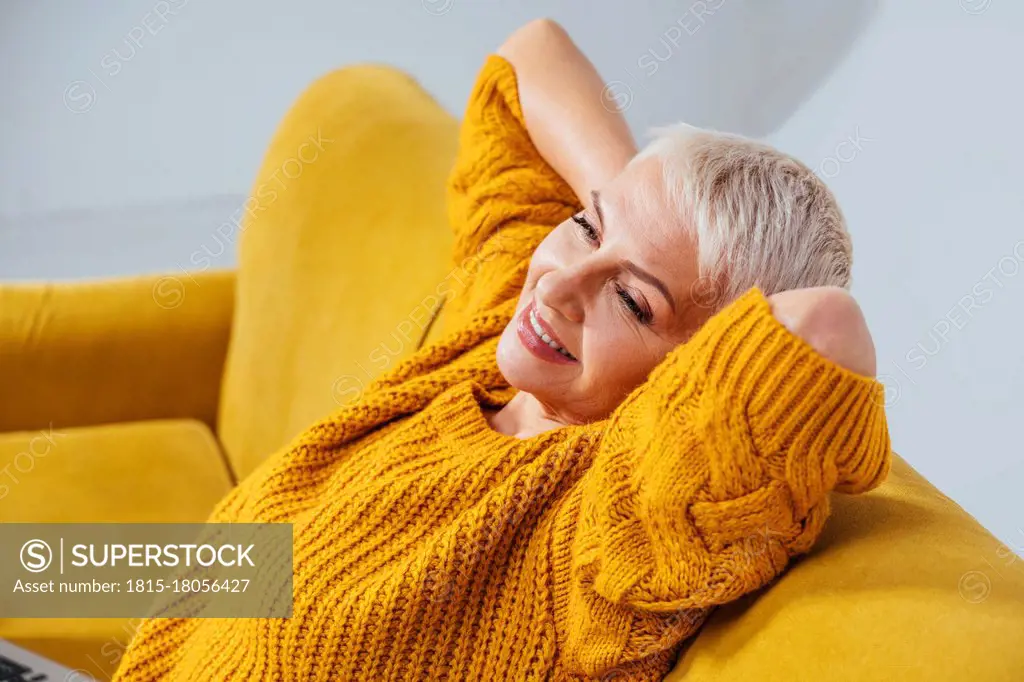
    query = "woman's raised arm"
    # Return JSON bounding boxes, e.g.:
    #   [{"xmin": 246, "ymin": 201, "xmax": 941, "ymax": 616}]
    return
[
  {"xmin": 560, "ymin": 285, "xmax": 889, "ymax": 676},
  {"xmin": 497, "ymin": 18, "xmax": 638, "ymax": 206},
  {"xmin": 439, "ymin": 19, "xmax": 639, "ymax": 333}
]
